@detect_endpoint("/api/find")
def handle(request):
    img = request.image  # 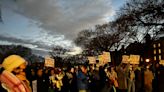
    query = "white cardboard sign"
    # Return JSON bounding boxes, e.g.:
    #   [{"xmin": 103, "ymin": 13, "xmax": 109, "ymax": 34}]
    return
[
  {"xmin": 44, "ymin": 56, "xmax": 55, "ymax": 67},
  {"xmin": 88, "ymin": 56, "xmax": 96, "ymax": 64}
]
